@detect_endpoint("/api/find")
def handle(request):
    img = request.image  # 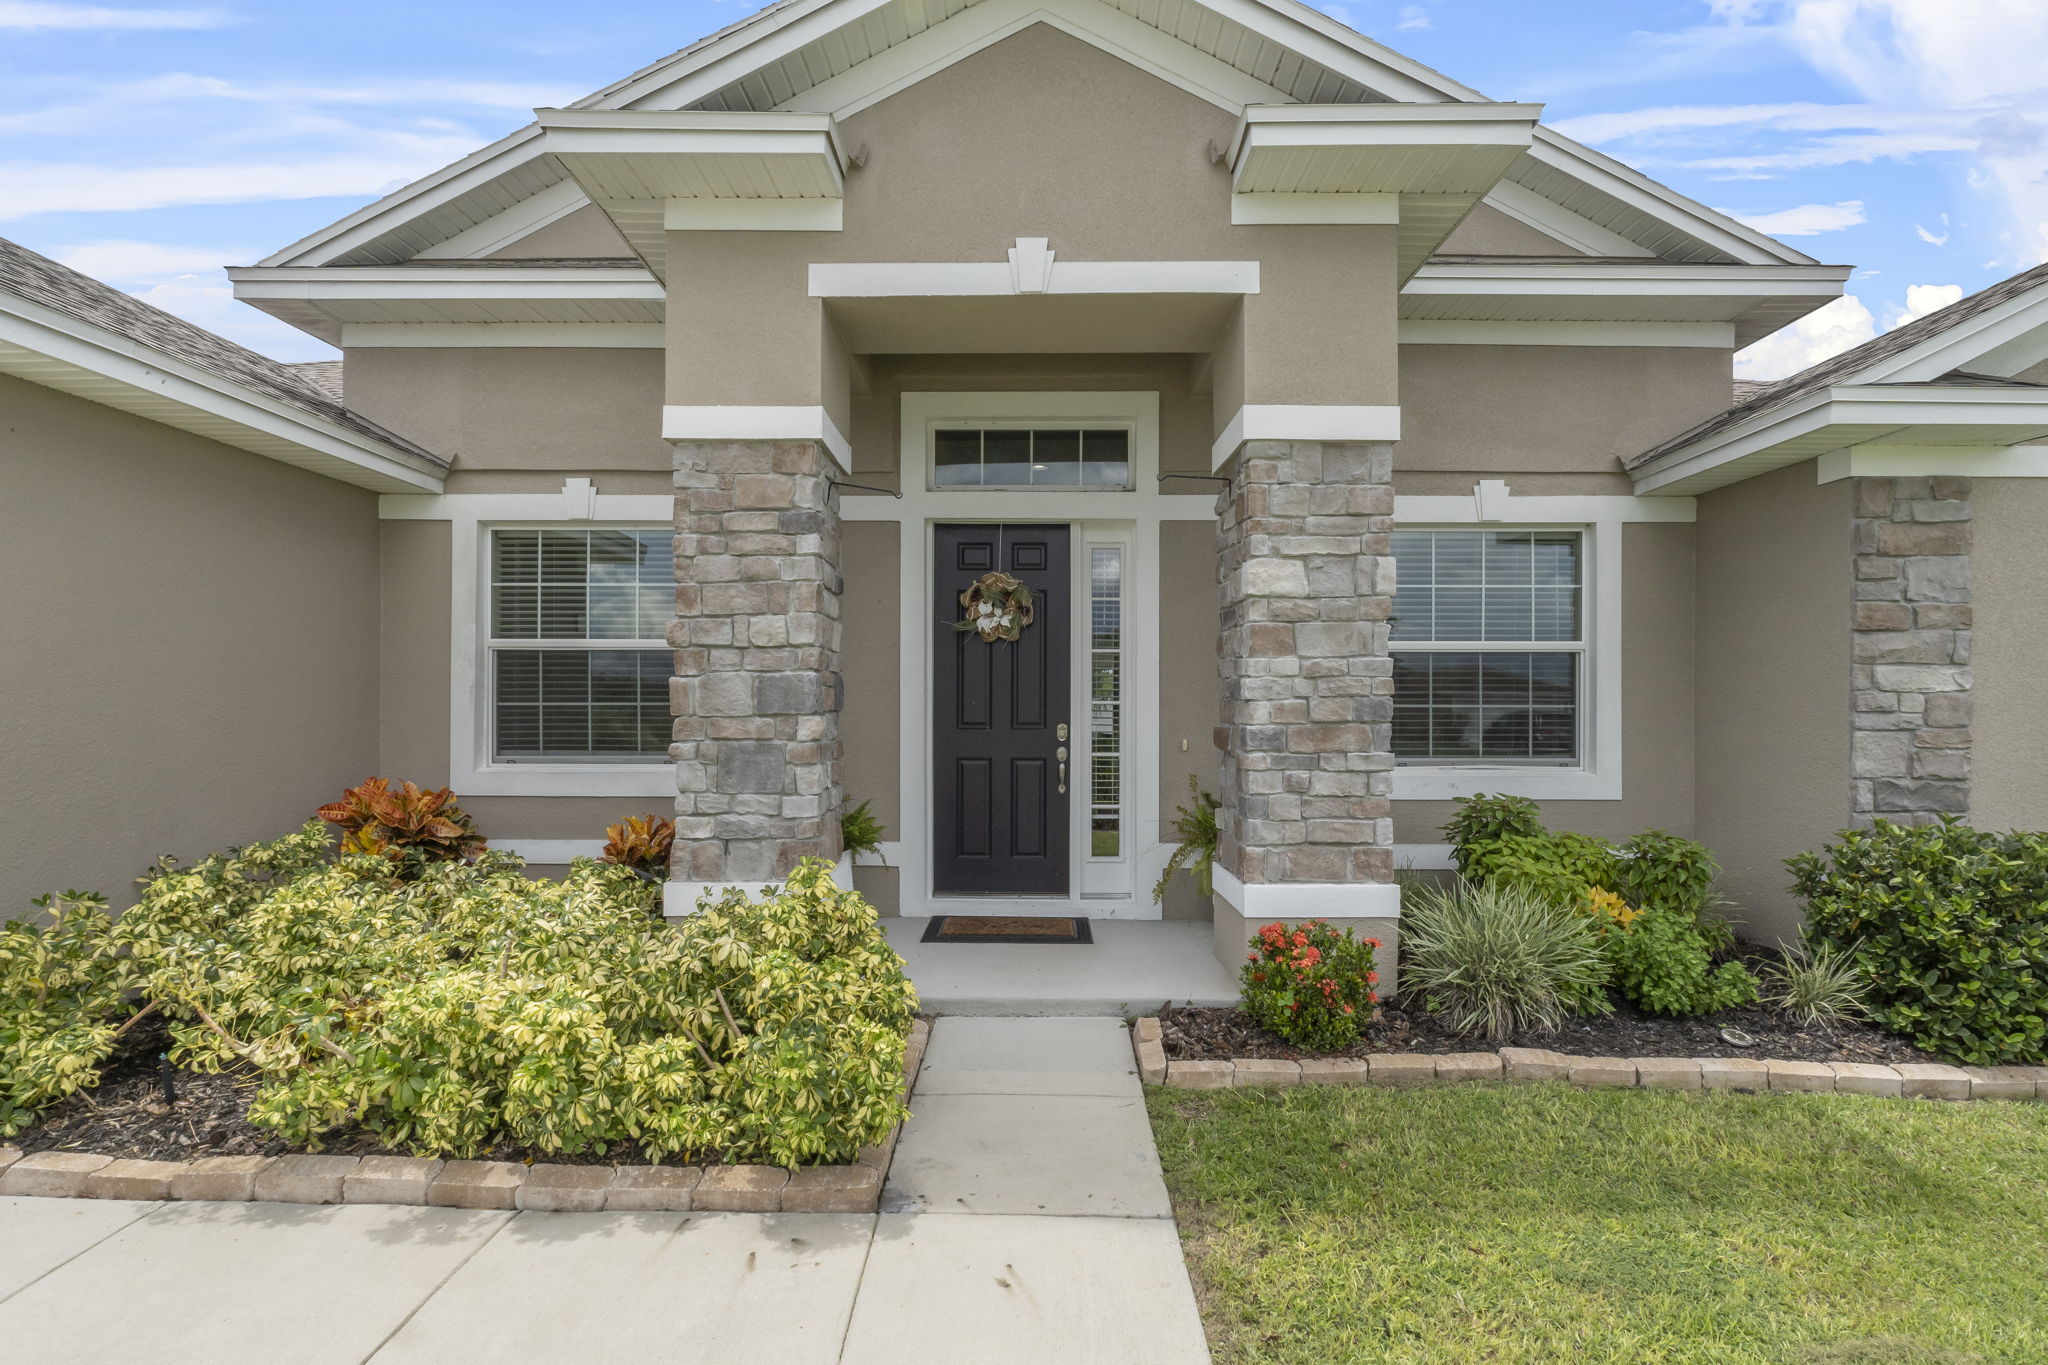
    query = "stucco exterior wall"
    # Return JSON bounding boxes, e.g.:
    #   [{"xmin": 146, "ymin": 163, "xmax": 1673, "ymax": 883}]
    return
[
  {"xmin": 1392, "ymin": 520, "xmax": 1697, "ymax": 846},
  {"xmin": 342, "ymin": 347, "xmax": 668, "ymax": 472},
  {"xmin": 489, "ymin": 204, "xmax": 633, "ymax": 259},
  {"xmin": 0, "ymin": 374, "xmax": 379, "ymax": 912},
  {"xmin": 1436, "ymin": 204, "xmax": 1586, "ymax": 256},
  {"xmin": 1968, "ymin": 477, "xmax": 2048, "ymax": 831},
  {"xmin": 1695, "ymin": 460, "xmax": 1851, "ymax": 942},
  {"xmin": 1396, "ymin": 344, "xmax": 1734, "ymax": 476},
  {"xmin": 1159, "ymin": 518, "xmax": 1222, "ymax": 920}
]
